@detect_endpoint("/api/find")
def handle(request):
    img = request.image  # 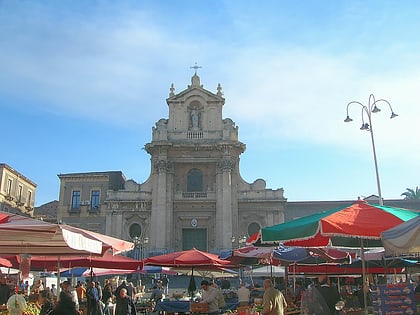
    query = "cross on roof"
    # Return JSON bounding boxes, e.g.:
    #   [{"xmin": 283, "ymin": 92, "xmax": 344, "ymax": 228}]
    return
[{"xmin": 190, "ymin": 62, "xmax": 202, "ymax": 75}]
